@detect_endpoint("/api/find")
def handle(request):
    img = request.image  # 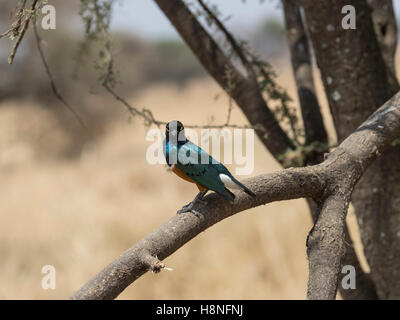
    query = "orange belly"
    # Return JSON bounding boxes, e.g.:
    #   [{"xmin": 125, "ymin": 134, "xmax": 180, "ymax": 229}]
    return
[{"xmin": 172, "ymin": 165, "xmax": 206, "ymax": 191}]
